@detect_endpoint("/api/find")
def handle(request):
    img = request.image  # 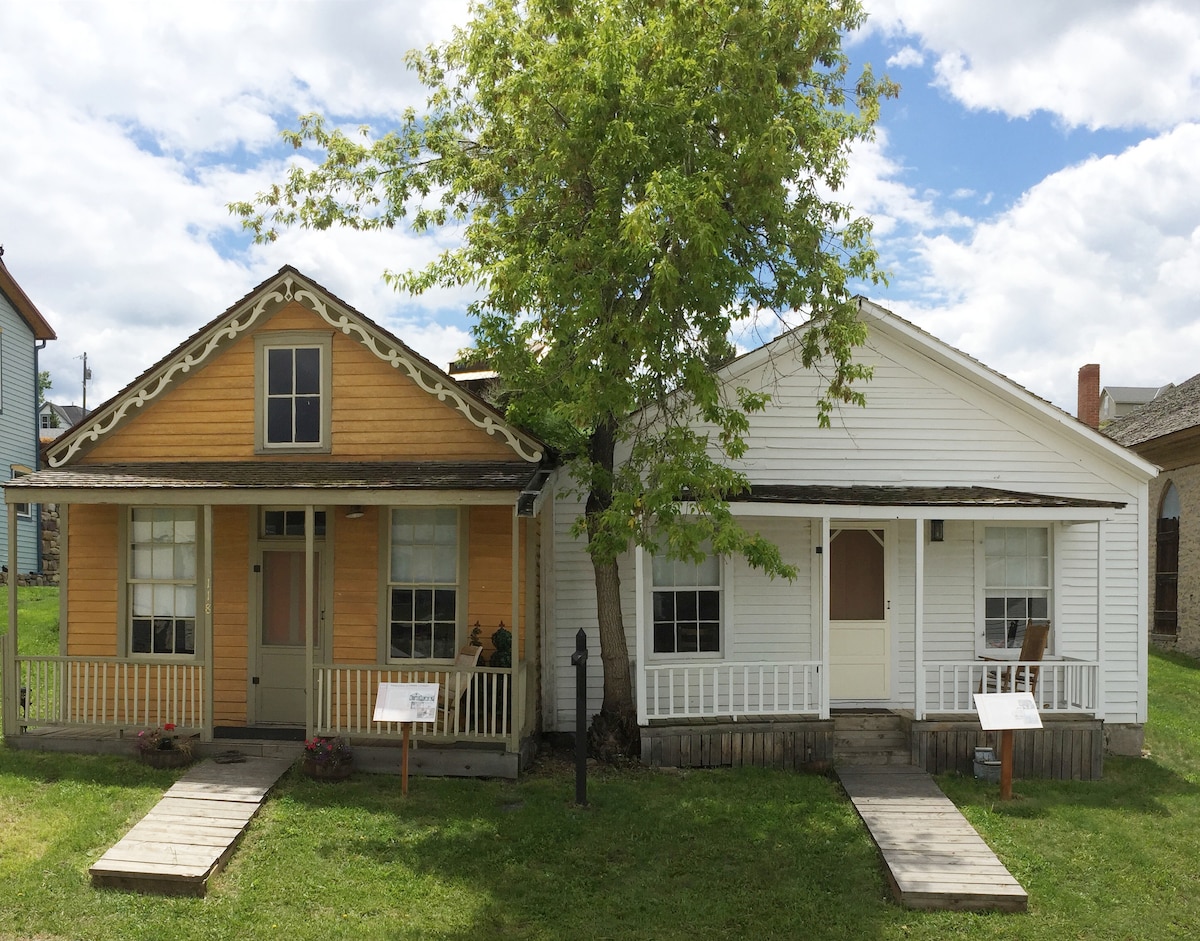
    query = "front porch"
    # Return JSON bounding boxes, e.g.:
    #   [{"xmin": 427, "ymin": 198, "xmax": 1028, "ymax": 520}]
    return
[{"xmin": 10, "ymin": 654, "xmax": 534, "ymax": 778}]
